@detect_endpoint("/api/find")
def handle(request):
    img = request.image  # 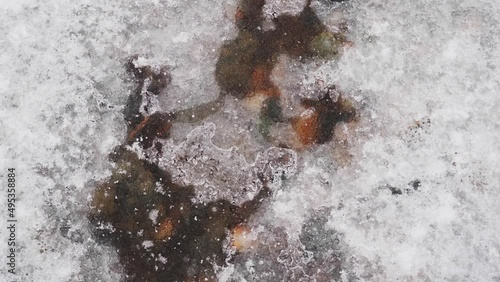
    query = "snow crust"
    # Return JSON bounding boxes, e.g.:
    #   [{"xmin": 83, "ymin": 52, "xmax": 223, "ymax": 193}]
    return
[
  {"xmin": 0, "ymin": 0, "xmax": 237, "ymax": 280},
  {"xmin": 243, "ymin": 0, "xmax": 500, "ymax": 280},
  {"xmin": 1, "ymin": 0, "xmax": 500, "ymax": 281}
]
